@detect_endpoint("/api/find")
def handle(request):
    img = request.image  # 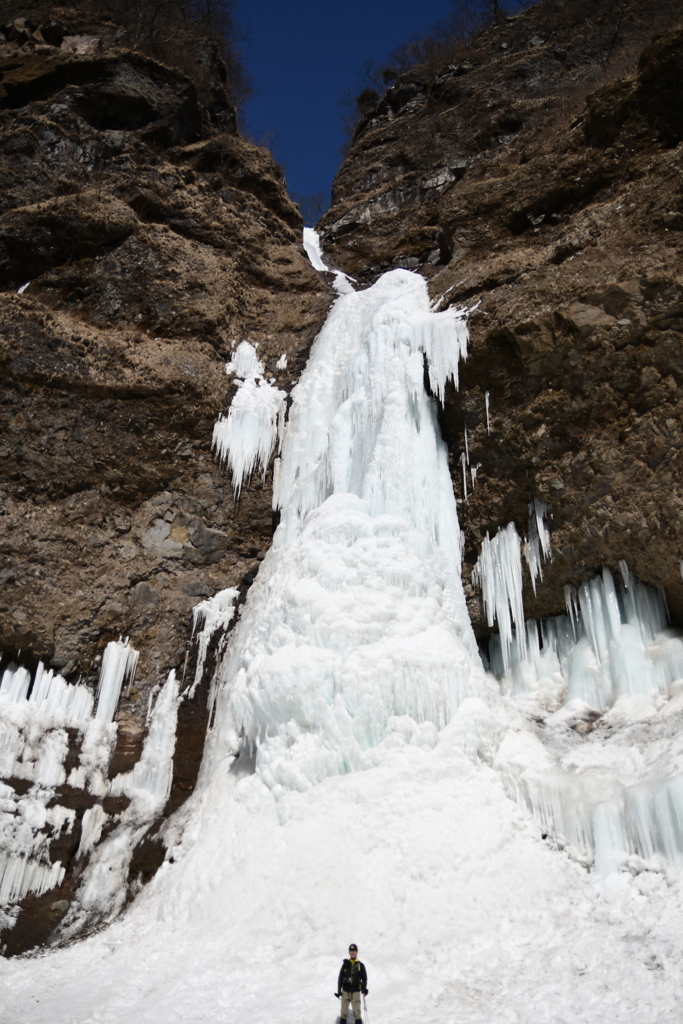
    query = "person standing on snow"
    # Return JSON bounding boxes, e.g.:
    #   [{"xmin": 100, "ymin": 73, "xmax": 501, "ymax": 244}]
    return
[{"xmin": 335, "ymin": 944, "xmax": 368, "ymax": 1023}]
